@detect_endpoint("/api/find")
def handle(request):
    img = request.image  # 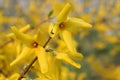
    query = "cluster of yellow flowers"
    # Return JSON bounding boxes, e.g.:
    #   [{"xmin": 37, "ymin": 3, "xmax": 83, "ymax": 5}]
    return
[
  {"xmin": 0, "ymin": 3, "xmax": 91, "ymax": 80},
  {"xmin": 0, "ymin": 0, "xmax": 120, "ymax": 80}
]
